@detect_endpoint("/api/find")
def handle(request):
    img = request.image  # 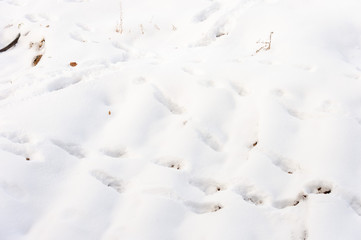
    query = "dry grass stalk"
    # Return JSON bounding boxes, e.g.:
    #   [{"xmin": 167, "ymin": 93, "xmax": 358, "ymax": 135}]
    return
[
  {"xmin": 256, "ymin": 32, "xmax": 274, "ymax": 53},
  {"xmin": 116, "ymin": 1, "xmax": 123, "ymax": 34}
]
